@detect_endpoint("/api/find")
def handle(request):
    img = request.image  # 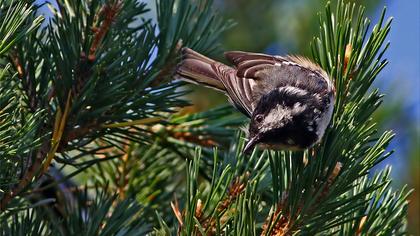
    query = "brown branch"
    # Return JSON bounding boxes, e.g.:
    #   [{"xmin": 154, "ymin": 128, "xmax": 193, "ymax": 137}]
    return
[
  {"xmin": 57, "ymin": 120, "xmax": 99, "ymax": 152},
  {"xmin": 316, "ymin": 162, "xmax": 342, "ymax": 205},
  {"xmin": 1, "ymin": 96, "xmax": 93, "ymax": 211},
  {"xmin": 151, "ymin": 123, "xmax": 219, "ymax": 147},
  {"xmin": 116, "ymin": 145, "xmax": 130, "ymax": 200},
  {"xmin": 9, "ymin": 52, "xmax": 38, "ymax": 112},
  {"xmin": 0, "ymin": 97, "xmax": 99, "ymax": 211},
  {"xmin": 171, "ymin": 130, "xmax": 219, "ymax": 147},
  {"xmin": 261, "ymin": 204, "xmax": 292, "ymax": 236},
  {"xmin": 356, "ymin": 216, "xmax": 367, "ymax": 235},
  {"xmin": 88, "ymin": 0, "xmax": 122, "ymax": 62},
  {"xmin": 150, "ymin": 40, "xmax": 183, "ymax": 87},
  {"xmin": 10, "ymin": 52, "xmax": 24, "ymax": 77},
  {"xmin": 343, "ymin": 44, "xmax": 354, "ymax": 98},
  {"xmin": 216, "ymin": 176, "xmax": 247, "ymax": 213},
  {"xmin": 42, "ymin": 92, "xmax": 72, "ymax": 173},
  {"xmin": 150, "ymin": 59, "xmax": 178, "ymax": 87}
]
